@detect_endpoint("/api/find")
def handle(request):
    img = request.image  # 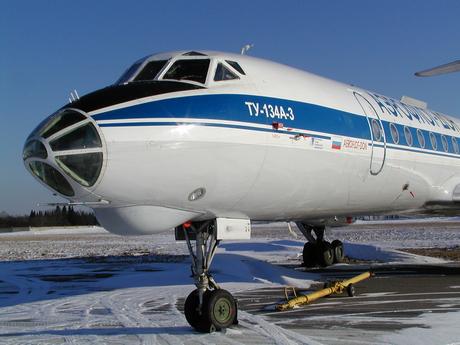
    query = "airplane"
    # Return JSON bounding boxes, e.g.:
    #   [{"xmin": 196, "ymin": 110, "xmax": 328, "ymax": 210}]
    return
[{"xmin": 23, "ymin": 50, "xmax": 460, "ymax": 332}]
